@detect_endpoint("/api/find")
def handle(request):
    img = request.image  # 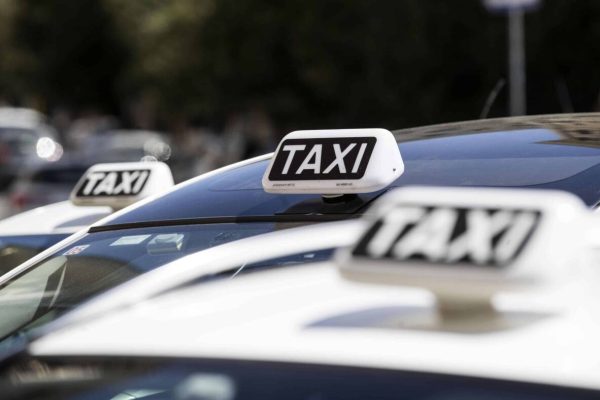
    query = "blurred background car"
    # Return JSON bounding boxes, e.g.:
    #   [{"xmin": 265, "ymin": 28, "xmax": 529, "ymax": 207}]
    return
[
  {"xmin": 7, "ymin": 159, "xmax": 89, "ymax": 213},
  {"xmin": 0, "ymin": 107, "xmax": 62, "ymax": 190},
  {"xmin": 76, "ymin": 129, "xmax": 171, "ymax": 163},
  {"xmin": 0, "ymin": 108, "xmax": 64, "ymax": 217}
]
